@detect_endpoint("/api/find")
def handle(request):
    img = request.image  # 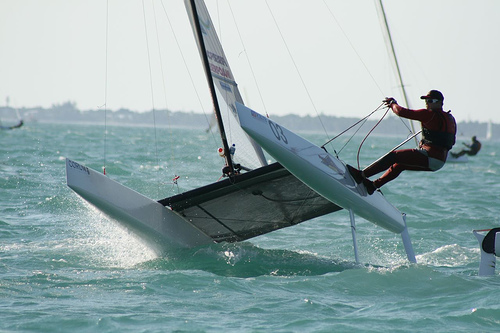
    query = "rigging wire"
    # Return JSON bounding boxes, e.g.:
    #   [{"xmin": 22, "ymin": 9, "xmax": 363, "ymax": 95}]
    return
[
  {"xmin": 321, "ymin": 0, "xmax": 386, "ymax": 98},
  {"xmin": 264, "ymin": 0, "xmax": 330, "ymax": 140},
  {"xmin": 151, "ymin": 0, "xmax": 171, "ymax": 148},
  {"xmin": 356, "ymin": 106, "xmax": 391, "ymax": 169},
  {"xmin": 226, "ymin": 1, "xmax": 269, "ymax": 118},
  {"xmin": 375, "ymin": 0, "xmax": 421, "ymax": 147},
  {"xmin": 321, "ymin": 102, "xmax": 384, "ymax": 148},
  {"xmin": 159, "ymin": 0, "xmax": 219, "ymax": 150},
  {"xmin": 102, "ymin": 0, "xmax": 109, "ymax": 175},
  {"xmin": 221, "ymin": 1, "xmax": 410, "ymax": 164},
  {"xmin": 262, "ymin": 1, "xmax": 401, "ymax": 157},
  {"xmin": 151, "ymin": 0, "xmax": 178, "ymax": 195},
  {"xmin": 321, "ymin": 102, "xmax": 385, "ymax": 157},
  {"xmin": 320, "ymin": 0, "xmax": 417, "ymax": 155},
  {"xmin": 141, "ymin": 0, "xmax": 161, "ymax": 198}
]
